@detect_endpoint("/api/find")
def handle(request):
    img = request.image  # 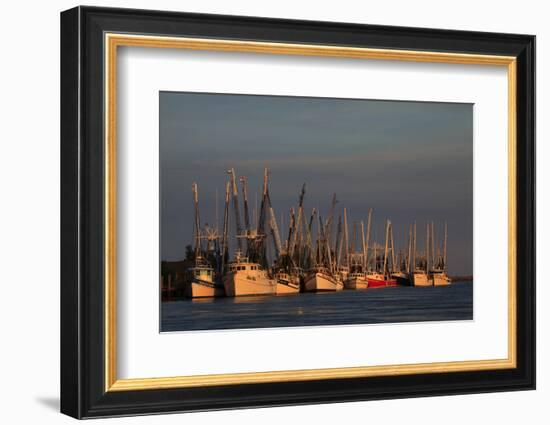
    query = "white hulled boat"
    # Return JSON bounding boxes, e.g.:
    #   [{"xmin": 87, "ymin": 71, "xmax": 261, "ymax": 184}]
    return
[{"xmin": 223, "ymin": 251, "xmax": 277, "ymax": 296}]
